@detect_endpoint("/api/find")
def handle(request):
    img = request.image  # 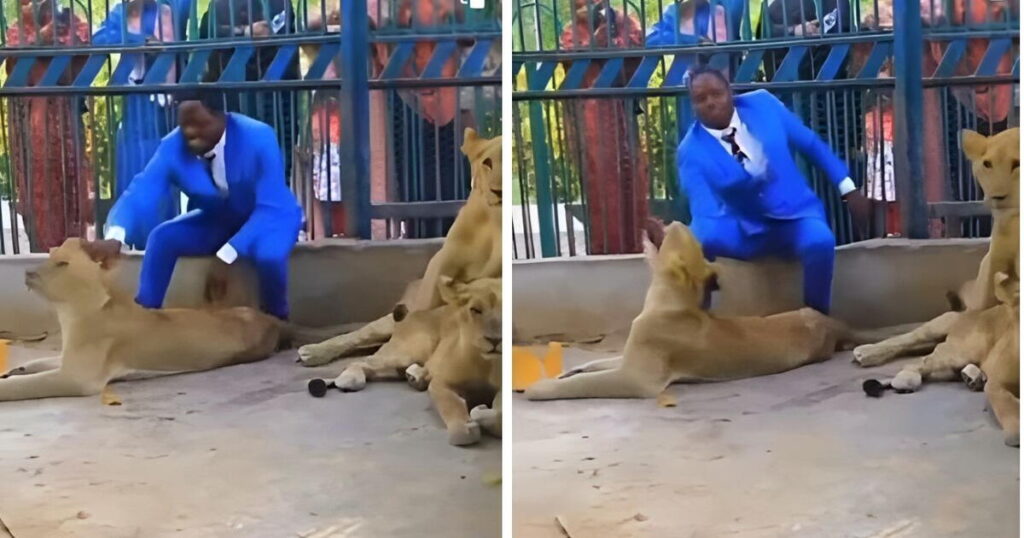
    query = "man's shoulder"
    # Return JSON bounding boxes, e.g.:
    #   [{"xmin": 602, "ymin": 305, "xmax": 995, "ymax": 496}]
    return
[
  {"xmin": 735, "ymin": 89, "xmax": 780, "ymax": 108},
  {"xmin": 228, "ymin": 113, "xmax": 277, "ymax": 139}
]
